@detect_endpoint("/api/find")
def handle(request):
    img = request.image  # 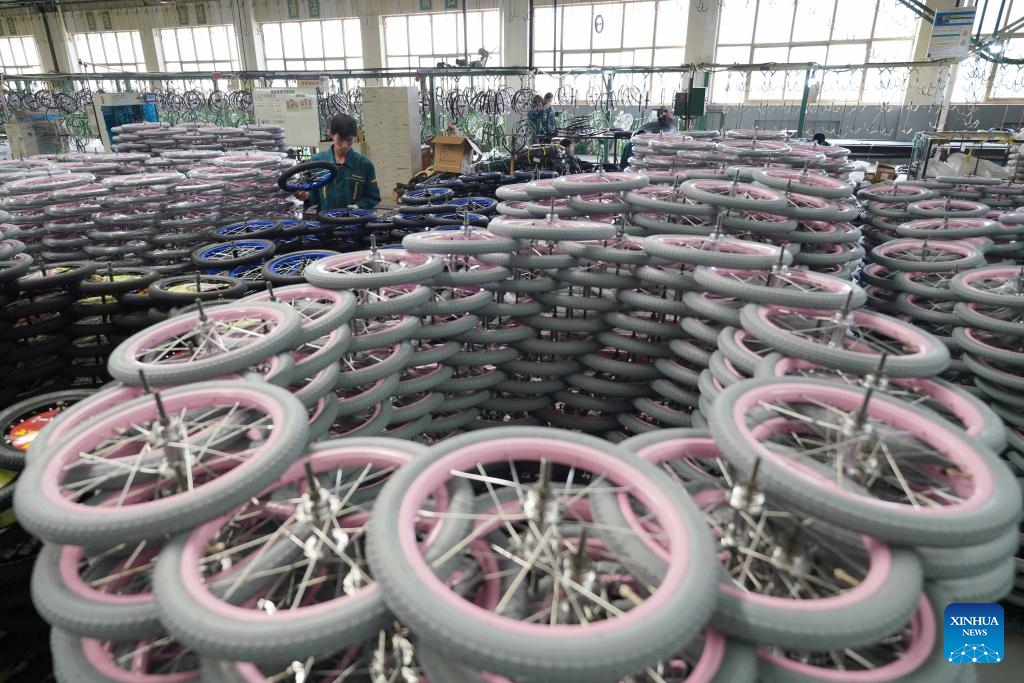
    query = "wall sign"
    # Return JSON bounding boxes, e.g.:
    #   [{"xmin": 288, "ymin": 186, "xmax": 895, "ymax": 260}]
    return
[
  {"xmin": 287, "ymin": 0, "xmax": 300, "ymax": 19},
  {"xmin": 85, "ymin": 11, "xmax": 96, "ymax": 31},
  {"xmin": 176, "ymin": 3, "xmax": 190, "ymax": 26},
  {"xmin": 309, "ymin": 0, "xmax": 320, "ymax": 18},
  {"xmin": 101, "ymin": 11, "xmax": 112, "ymax": 30},
  {"xmin": 445, "ymin": 0, "xmax": 458, "ymax": 8},
  {"xmin": 6, "ymin": 18, "xmax": 14, "ymax": 36},
  {"xmin": 925, "ymin": 8, "xmax": 978, "ymax": 60},
  {"xmin": 195, "ymin": 4, "xmax": 207, "ymax": 25},
  {"xmin": 0, "ymin": 20, "xmax": 6, "ymax": 36},
  {"xmin": 419, "ymin": 0, "xmax": 432, "ymax": 9}
]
